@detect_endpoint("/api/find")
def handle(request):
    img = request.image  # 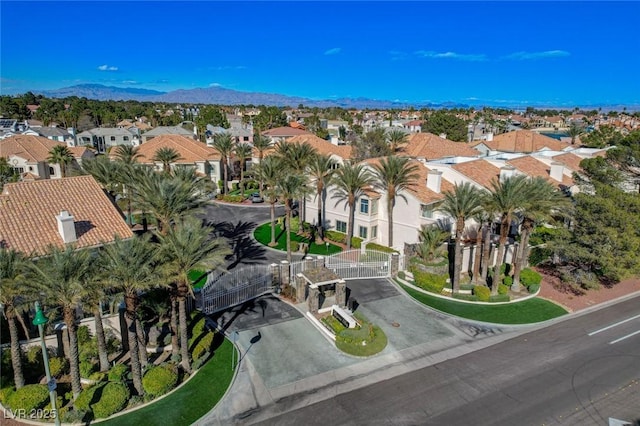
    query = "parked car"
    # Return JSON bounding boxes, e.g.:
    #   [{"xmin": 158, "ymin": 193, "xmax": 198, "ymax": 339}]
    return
[{"xmin": 251, "ymin": 192, "xmax": 264, "ymax": 203}]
